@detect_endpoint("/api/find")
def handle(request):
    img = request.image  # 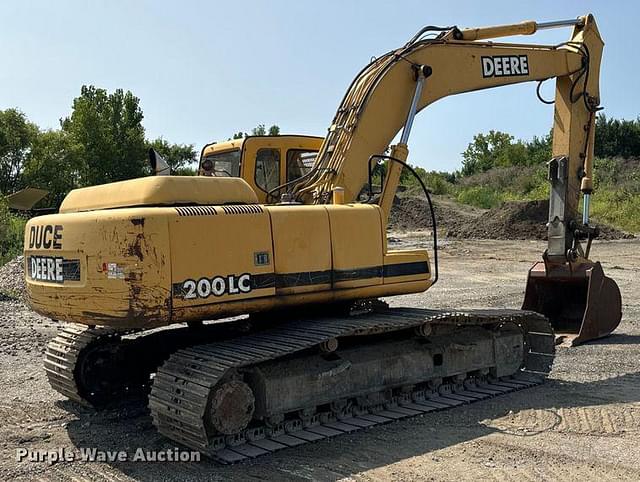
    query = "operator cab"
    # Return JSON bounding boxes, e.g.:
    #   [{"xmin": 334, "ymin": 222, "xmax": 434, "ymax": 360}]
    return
[{"xmin": 198, "ymin": 135, "xmax": 323, "ymax": 203}]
